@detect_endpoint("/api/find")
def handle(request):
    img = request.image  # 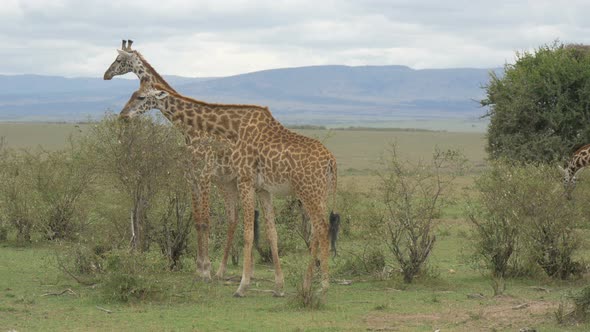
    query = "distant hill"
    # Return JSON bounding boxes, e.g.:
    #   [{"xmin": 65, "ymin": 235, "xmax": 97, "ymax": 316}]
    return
[{"xmin": 0, "ymin": 65, "xmax": 501, "ymax": 127}]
